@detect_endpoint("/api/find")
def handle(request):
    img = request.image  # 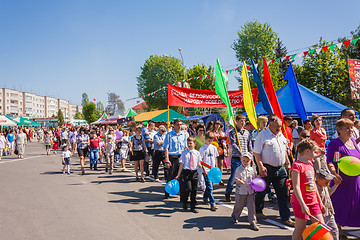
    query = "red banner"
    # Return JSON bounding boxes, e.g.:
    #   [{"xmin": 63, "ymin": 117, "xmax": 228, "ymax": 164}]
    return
[
  {"xmin": 348, "ymin": 59, "xmax": 360, "ymax": 99},
  {"xmin": 168, "ymin": 84, "xmax": 258, "ymax": 108}
]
